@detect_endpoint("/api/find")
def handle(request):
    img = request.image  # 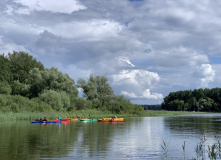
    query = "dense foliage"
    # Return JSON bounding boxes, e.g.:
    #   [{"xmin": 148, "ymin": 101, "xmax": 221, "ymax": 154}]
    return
[
  {"xmin": 0, "ymin": 51, "xmax": 143, "ymax": 114},
  {"xmin": 142, "ymin": 104, "xmax": 161, "ymax": 110},
  {"xmin": 162, "ymin": 88, "xmax": 221, "ymax": 111}
]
